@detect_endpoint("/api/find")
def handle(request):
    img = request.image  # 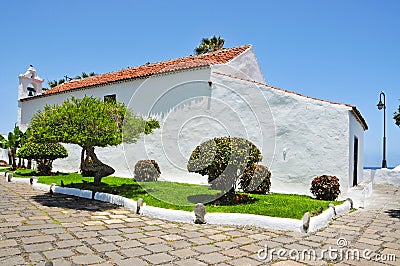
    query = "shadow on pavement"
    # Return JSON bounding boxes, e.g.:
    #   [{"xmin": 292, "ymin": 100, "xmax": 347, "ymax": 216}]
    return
[
  {"xmin": 384, "ymin": 209, "xmax": 400, "ymax": 219},
  {"xmin": 30, "ymin": 193, "xmax": 119, "ymax": 211}
]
